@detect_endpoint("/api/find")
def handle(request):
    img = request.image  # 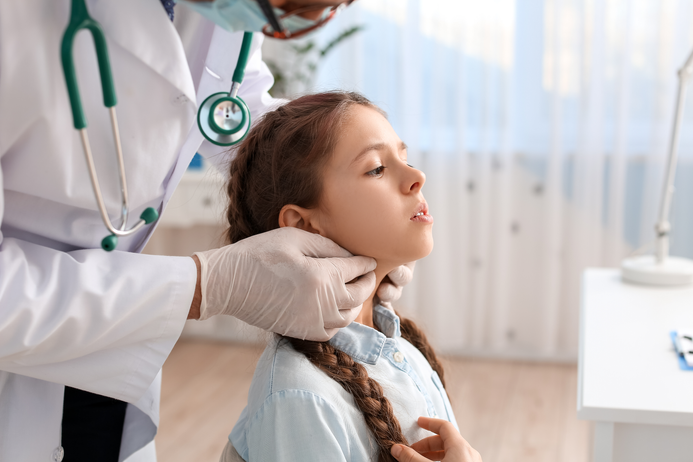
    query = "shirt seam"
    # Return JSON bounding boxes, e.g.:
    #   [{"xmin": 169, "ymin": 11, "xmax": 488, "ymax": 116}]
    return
[{"xmin": 269, "ymin": 336, "xmax": 283, "ymax": 395}]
